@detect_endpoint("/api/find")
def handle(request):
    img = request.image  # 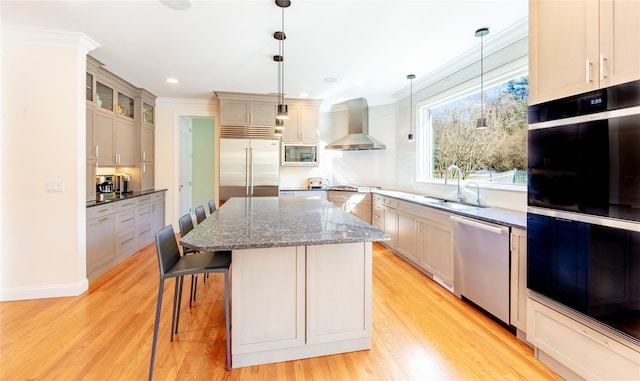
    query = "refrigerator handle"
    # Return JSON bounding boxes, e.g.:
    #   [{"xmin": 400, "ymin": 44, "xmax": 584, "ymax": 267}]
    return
[
  {"xmin": 245, "ymin": 148, "xmax": 250, "ymax": 195},
  {"xmin": 249, "ymin": 147, "xmax": 254, "ymax": 195}
]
